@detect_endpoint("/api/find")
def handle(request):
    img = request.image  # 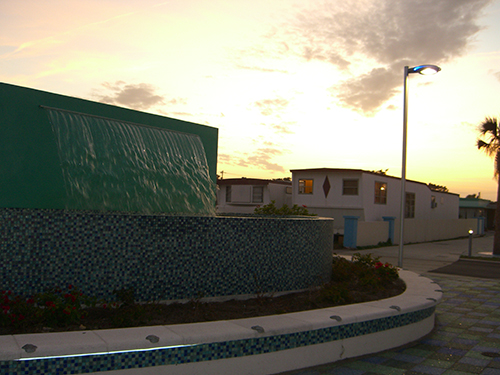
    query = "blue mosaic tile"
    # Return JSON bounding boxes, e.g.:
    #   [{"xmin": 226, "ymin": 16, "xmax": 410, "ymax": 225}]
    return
[{"xmin": 0, "ymin": 208, "xmax": 333, "ymax": 301}]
